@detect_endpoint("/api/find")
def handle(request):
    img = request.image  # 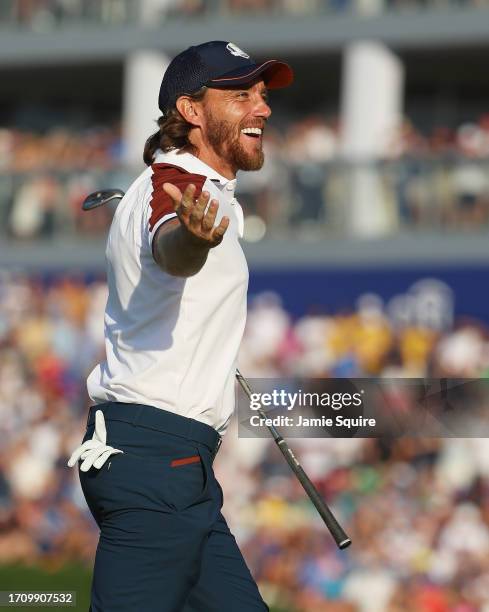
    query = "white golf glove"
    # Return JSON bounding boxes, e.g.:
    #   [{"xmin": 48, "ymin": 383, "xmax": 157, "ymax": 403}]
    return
[{"xmin": 67, "ymin": 410, "xmax": 123, "ymax": 472}]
